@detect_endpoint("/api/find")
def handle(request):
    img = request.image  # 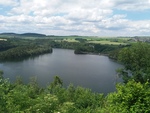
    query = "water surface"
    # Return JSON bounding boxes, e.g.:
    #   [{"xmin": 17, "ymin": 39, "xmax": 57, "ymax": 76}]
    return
[{"xmin": 0, "ymin": 48, "xmax": 122, "ymax": 93}]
